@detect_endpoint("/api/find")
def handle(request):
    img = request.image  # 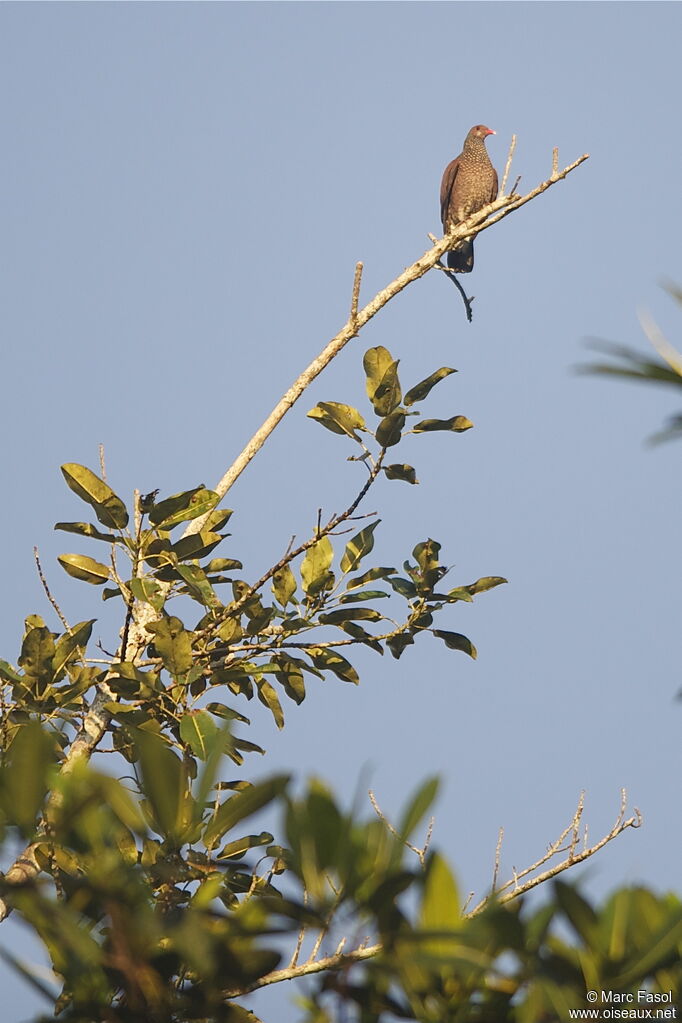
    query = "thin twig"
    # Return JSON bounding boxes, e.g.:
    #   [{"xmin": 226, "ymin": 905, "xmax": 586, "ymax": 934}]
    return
[
  {"xmin": 350, "ymin": 262, "xmax": 363, "ymax": 329},
  {"xmin": 369, "ymin": 789, "xmax": 432, "ymax": 867},
  {"xmin": 500, "ymin": 135, "xmax": 517, "ymax": 196},
  {"xmin": 33, "ymin": 547, "xmax": 69, "ymax": 631}
]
